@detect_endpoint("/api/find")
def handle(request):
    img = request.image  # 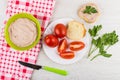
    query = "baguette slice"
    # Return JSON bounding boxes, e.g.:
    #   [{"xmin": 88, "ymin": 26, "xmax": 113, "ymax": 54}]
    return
[
  {"xmin": 67, "ymin": 21, "xmax": 86, "ymax": 40},
  {"xmin": 78, "ymin": 3, "xmax": 100, "ymax": 23}
]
